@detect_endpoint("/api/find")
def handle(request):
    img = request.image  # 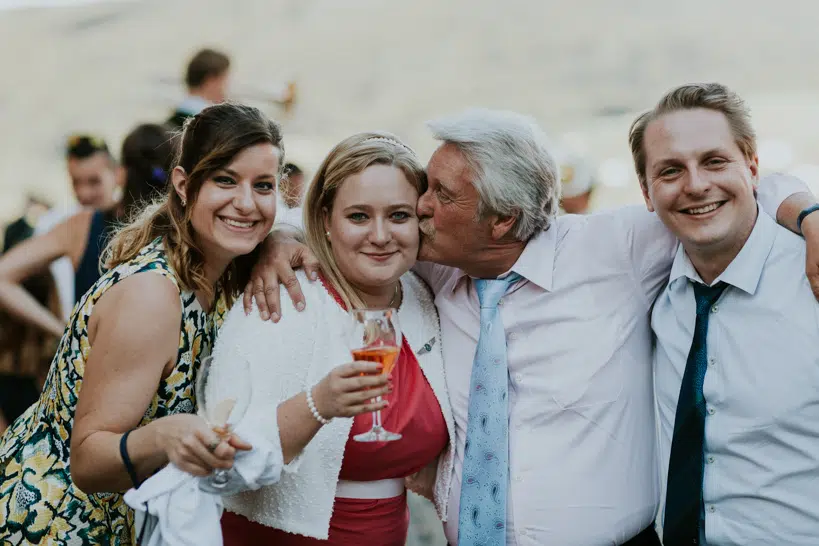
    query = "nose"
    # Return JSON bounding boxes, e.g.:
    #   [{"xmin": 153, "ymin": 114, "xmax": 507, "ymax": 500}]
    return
[
  {"xmin": 683, "ymin": 167, "xmax": 711, "ymax": 196},
  {"xmin": 370, "ymin": 217, "xmax": 391, "ymax": 245},
  {"xmin": 233, "ymin": 182, "xmax": 255, "ymax": 213},
  {"xmin": 417, "ymin": 189, "xmax": 432, "ymax": 219}
]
